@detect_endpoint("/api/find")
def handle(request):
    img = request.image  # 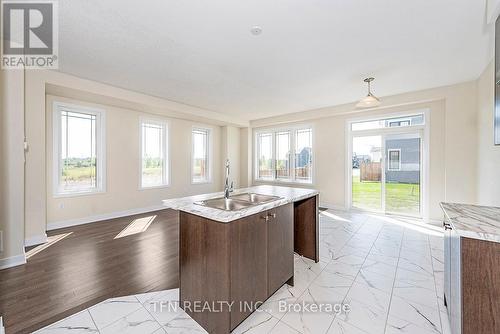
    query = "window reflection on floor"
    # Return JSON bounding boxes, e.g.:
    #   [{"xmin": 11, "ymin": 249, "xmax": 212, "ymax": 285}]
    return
[
  {"xmin": 26, "ymin": 232, "xmax": 73, "ymax": 259},
  {"xmin": 114, "ymin": 215, "xmax": 157, "ymax": 239}
]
